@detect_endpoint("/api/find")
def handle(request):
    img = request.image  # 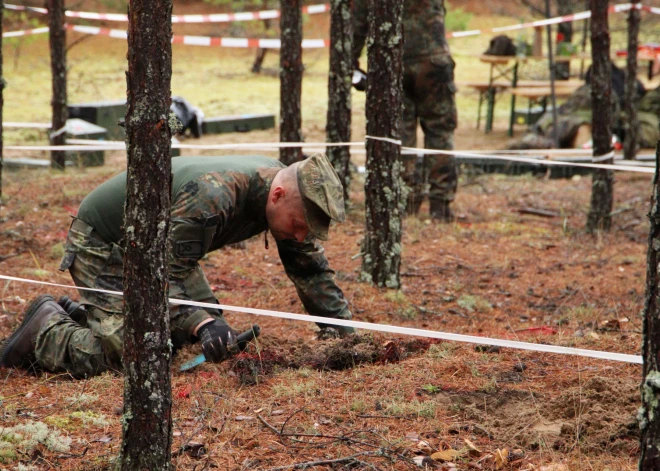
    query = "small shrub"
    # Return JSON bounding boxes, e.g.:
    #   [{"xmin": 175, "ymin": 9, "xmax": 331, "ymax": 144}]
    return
[{"xmin": 446, "ymin": 2, "xmax": 472, "ymax": 32}]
